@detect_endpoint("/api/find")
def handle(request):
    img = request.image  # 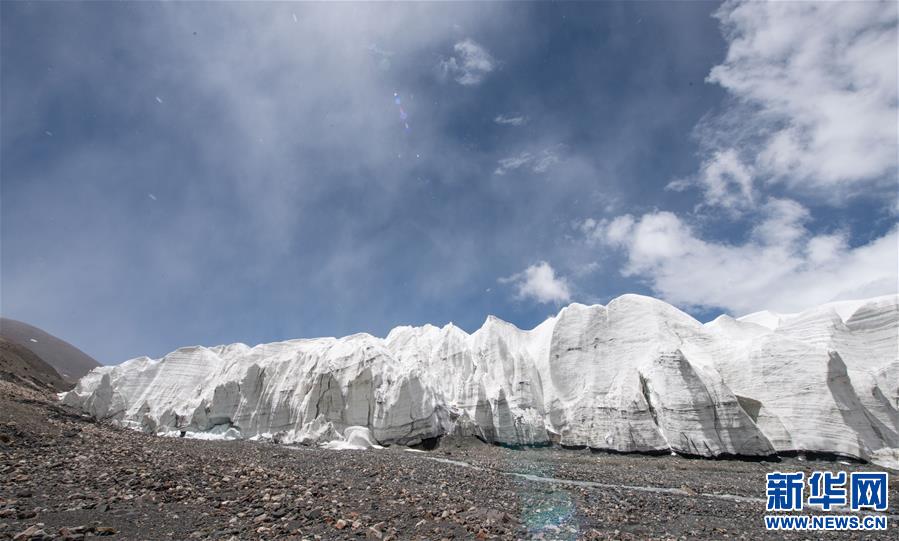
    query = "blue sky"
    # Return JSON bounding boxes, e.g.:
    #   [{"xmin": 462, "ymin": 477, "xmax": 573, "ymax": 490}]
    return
[{"xmin": 2, "ymin": 1, "xmax": 896, "ymax": 364}]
